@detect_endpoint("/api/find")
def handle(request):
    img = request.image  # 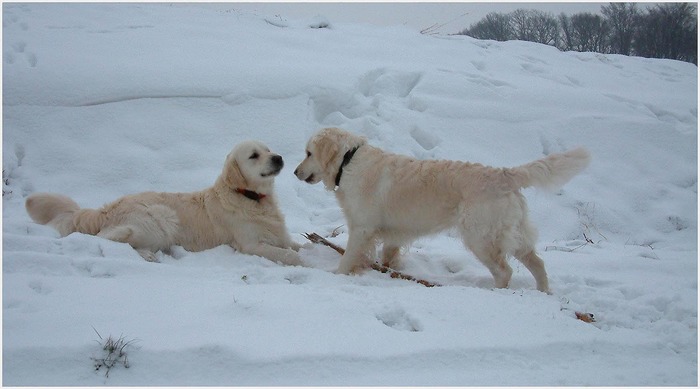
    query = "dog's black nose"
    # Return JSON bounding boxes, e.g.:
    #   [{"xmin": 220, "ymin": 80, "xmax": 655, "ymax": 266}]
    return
[{"xmin": 272, "ymin": 155, "xmax": 283, "ymax": 168}]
